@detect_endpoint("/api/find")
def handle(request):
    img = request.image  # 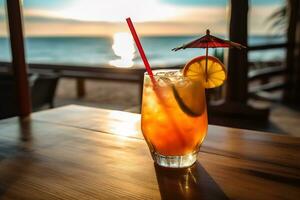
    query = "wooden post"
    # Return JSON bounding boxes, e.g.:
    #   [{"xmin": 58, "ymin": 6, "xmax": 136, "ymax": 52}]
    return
[
  {"xmin": 226, "ymin": 0, "xmax": 249, "ymax": 103},
  {"xmin": 76, "ymin": 78, "xmax": 86, "ymax": 98},
  {"xmin": 208, "ymin": 0, "xmax": 269, "ymax": 124},
  {"xmin": 283, "ymin": 0, "xmax": 300, "ymax": 106},
  {"xmin": 6, "ymin": 0, "xmax": 32, "ymax": 117}
]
